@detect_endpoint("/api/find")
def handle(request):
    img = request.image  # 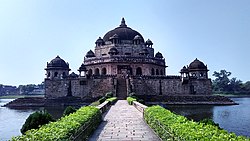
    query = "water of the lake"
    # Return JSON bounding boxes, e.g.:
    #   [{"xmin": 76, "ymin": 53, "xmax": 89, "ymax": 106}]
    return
[
  {"xmin": 0, "ymin": 97, "xmax": 250, "ymax": 140},
  {"xmin": 165, "ymin": 97, "xmax": 250, "ymax": 138},
  {"xmin": 0, "ymin": 99, "xmax": 66, "ymax": 141}
]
